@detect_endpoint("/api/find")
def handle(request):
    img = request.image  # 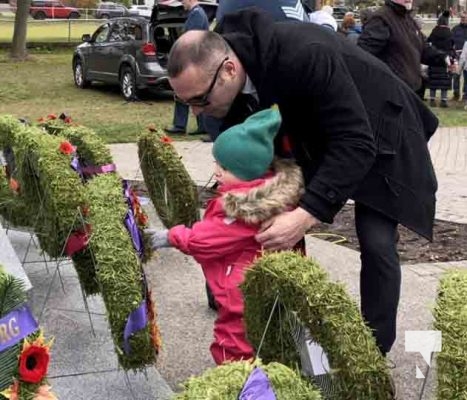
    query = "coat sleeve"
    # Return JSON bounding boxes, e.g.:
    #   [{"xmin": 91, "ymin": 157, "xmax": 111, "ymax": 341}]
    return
[
  {"xmin": 459, "ymin": 42, "xmax": 467, "ymax": 70},
  {"xmin": 184, "ymin": 10, "xmax": 205, "ymax": 31},
  {"xmin": 168, "ymin": 217, "xmax": 258, "ymax": 264},
  {"xmin": 289, "ymin": 43, "xmax": 377, "ymax": 223},
  {"xmin": 358, "ymin": 16, "xmax": 390, "ymax": 57}
]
